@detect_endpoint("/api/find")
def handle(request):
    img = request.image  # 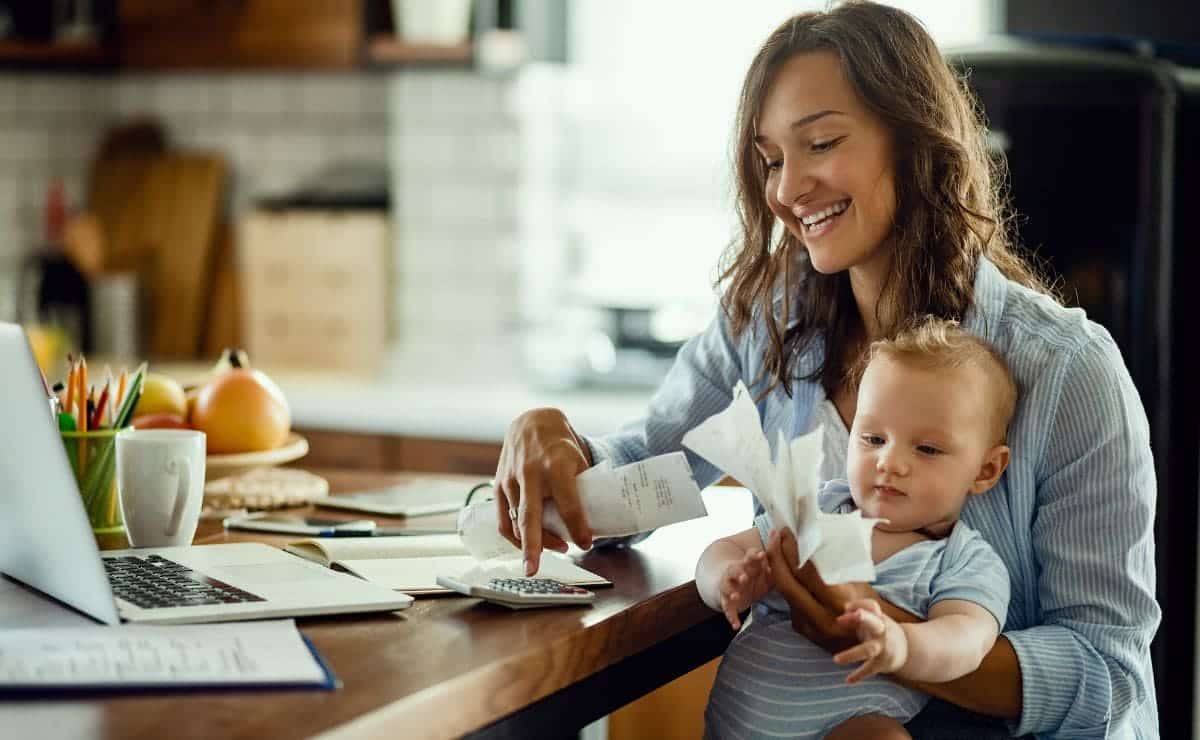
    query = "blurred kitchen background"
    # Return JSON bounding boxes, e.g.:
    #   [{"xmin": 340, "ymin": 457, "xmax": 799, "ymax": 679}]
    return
[{"xmin": 2, "ymin": 0, "xmax": 1199, "ymax": 736}]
